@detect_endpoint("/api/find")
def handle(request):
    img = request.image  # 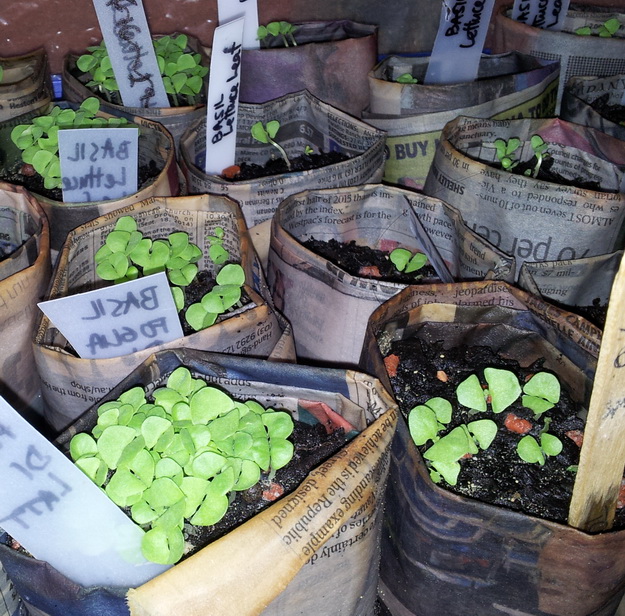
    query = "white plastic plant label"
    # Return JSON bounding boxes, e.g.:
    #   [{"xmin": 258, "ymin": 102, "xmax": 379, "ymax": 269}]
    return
[
  {"xmin": 0, "ymin": 395, "xmax": 169, "ymax": 587},
  {"xmin": 58, "ymin": 127, "xmax": 139, "ymax": 203},
  {"xmin": 91, "ymin": 0, "xmax": 170, "ymax": 108},
  {"xmin": 204, "ymin": 18, "xmax": 244, "ymax": 175},
  {"xmin": 424, "ymin": 0, "xmax": 497, "ymax": 84},
  {"xmin": 511, "ymin": 0, "xmax": 571, "ymax": 30},
  {"xmin": 38, "ymin": 272, "xmax": 183, "ymax": 360},
  {"xmin": 218, "ymin": 0, "xmax": 259, "ymax": 49}
]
